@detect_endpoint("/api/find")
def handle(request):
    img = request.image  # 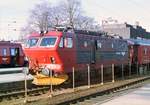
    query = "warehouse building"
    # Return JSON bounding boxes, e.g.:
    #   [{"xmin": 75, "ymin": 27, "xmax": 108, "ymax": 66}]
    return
[{"xmin": 101, "ymin": 21, "xmax": 150, "ymax": 39}]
